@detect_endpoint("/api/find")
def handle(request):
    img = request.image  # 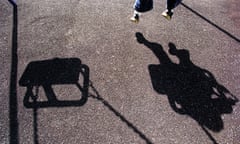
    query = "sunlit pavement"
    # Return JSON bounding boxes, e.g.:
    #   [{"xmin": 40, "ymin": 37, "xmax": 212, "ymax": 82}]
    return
[{"xmin": 1, "ymin": 0, "xmax": 240, "ymax": 143}]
